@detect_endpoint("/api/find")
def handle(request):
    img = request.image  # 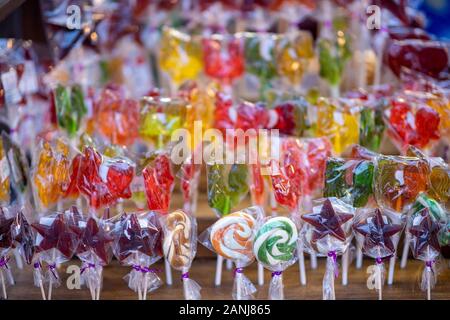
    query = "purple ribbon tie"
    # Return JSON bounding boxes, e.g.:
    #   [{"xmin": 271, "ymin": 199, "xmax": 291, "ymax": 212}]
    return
[
  {"xmin": 271, "ymin": 271, "xmax": 282, "ymax": 277},
  {"xmin": 328, "ymin": 251, "xmax": 339, "ymax": 278},
  {"xmin": 48, "ymin": 263, "xmax": 58, "ymax": 279},
  {"xmin": 425, "ymin": 260, "xmax": 435, "ymax": 269},
  {"xmin": 132, "ymin": 265, "xmax": 160, "ymax": 274},
  {"xmin": 375, "ymin": 257, "xmax": 383, "ymax": 265},
  {"xmin": 33, "ymin": 262, "xmax": 41, "ymax": 269},
  {"xmin": 181, "ymin": 272, "xmax": 189, "ymax": 280},
  {"xmin": 0, "ymin": 256, "xmax": 9, "ymax": 269},
  {"xmin": 80, "ymin": 263, "xmax": 96, "ymax": 274},
  {"xmin": 234, "ymin": 268, "xmax": 244, "ymax": 276}
]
